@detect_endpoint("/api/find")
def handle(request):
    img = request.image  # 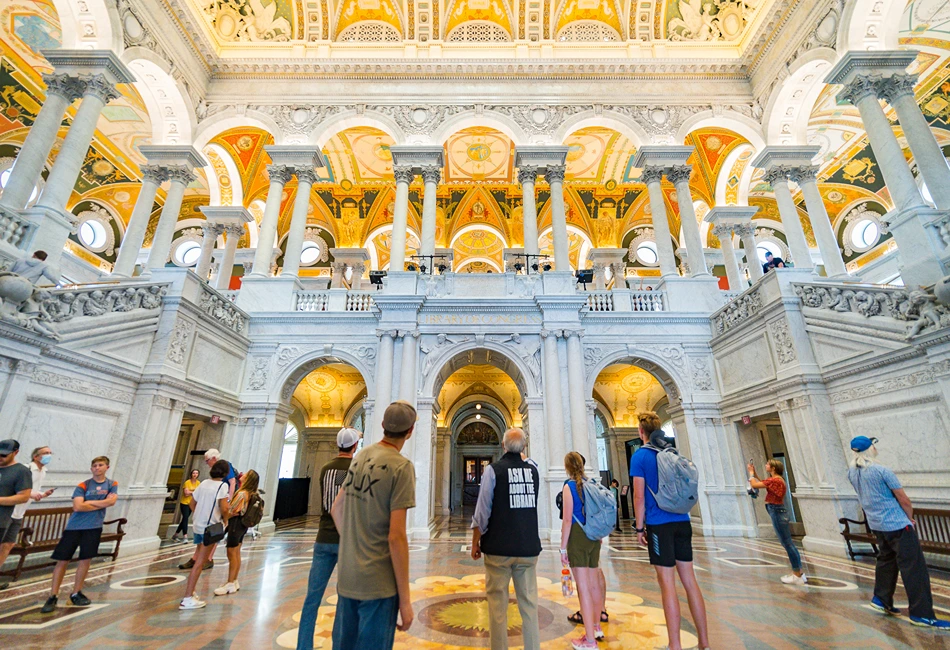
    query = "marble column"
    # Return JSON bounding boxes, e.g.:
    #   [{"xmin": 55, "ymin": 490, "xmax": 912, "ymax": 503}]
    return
[
  {"xmin": 879, "ymin": 73, "xmax": 950, "ymax": 210},
  {"xmin": 764, "ymin": 167, "xmax": 814, "ymax": 270},
  {"xmin": 194, "ymin": 221, "xmax": 224, "ymax": 281},
  {"xmin": 398, "ymin": 330, "xmax": 419, "ymax": 407},
  {"xmin": 389, "ymin": 165, "xmax": 414, "ymax": 271},
  {"xmin": 564, "ymin": 330, "xmax": 589, "ymax": 455},
  {"xmin": 0, "ymin": 74, "xmax": 83, "ymax": 210},
  {"xmin": 667, "ymin": 165, "xmax": 709, "ymax": 275},
  {"xmin": 371, "ymin": 329, "xmax": 396, "ymax": 444},
  {"xmin": 712, "ymin": 224, "xmax": 743, "ymax": 290},
  {"xmin": 791, "ymin": 166, "xmax": 849, "ymax": 277},
  {"xmin": 351, "ymin": 261, "xmax": 366, "ymax": 290},
  {"xmin": 144, "ymin": 167, "xmax": 195, "ymax": 272},
  {"xmin": 281, "ymin": 168, "xmax": 318, "ymax": 278},
  {"xmin": 734, "ymin": 223, "xmax": 763, "ymax": 282},
  {"xmin": 250, "ymin": 165, "xmax": 293, "ymax": 277},
  {"xmin": 838, "ymin": 76, "xmax": 927, "ymax": 213},
  {"xmin": 419, "ymin": 165, "xmax": 441, "ymax": 259},
  {"xmin": 35, "ymin": 75, "xmax": 119, "ymax": 214},
  {"xmin": 545, "ymin": 165, "xmax": 570, "ymax": 271},
  {"xmin": 519, "ymin": 166, "xmax": 540, "ymax": 258},
  {"xmin": 215, "ymin": 224, "xmax": 244, "ymax": 291},
  {"xmin": 541, "ymin": 329, "xmax": 566, "ymax": 466},
  {"xmin": 641, "ymin": 166, "xmax": 678, "ymax": 277},
  {"xmin": 111, "ymin": 165, "xmax": 167, "ymax": 278},
  {"xmin": 438, "ymin": 429, "xmax": 452, "ymax": 514}
]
